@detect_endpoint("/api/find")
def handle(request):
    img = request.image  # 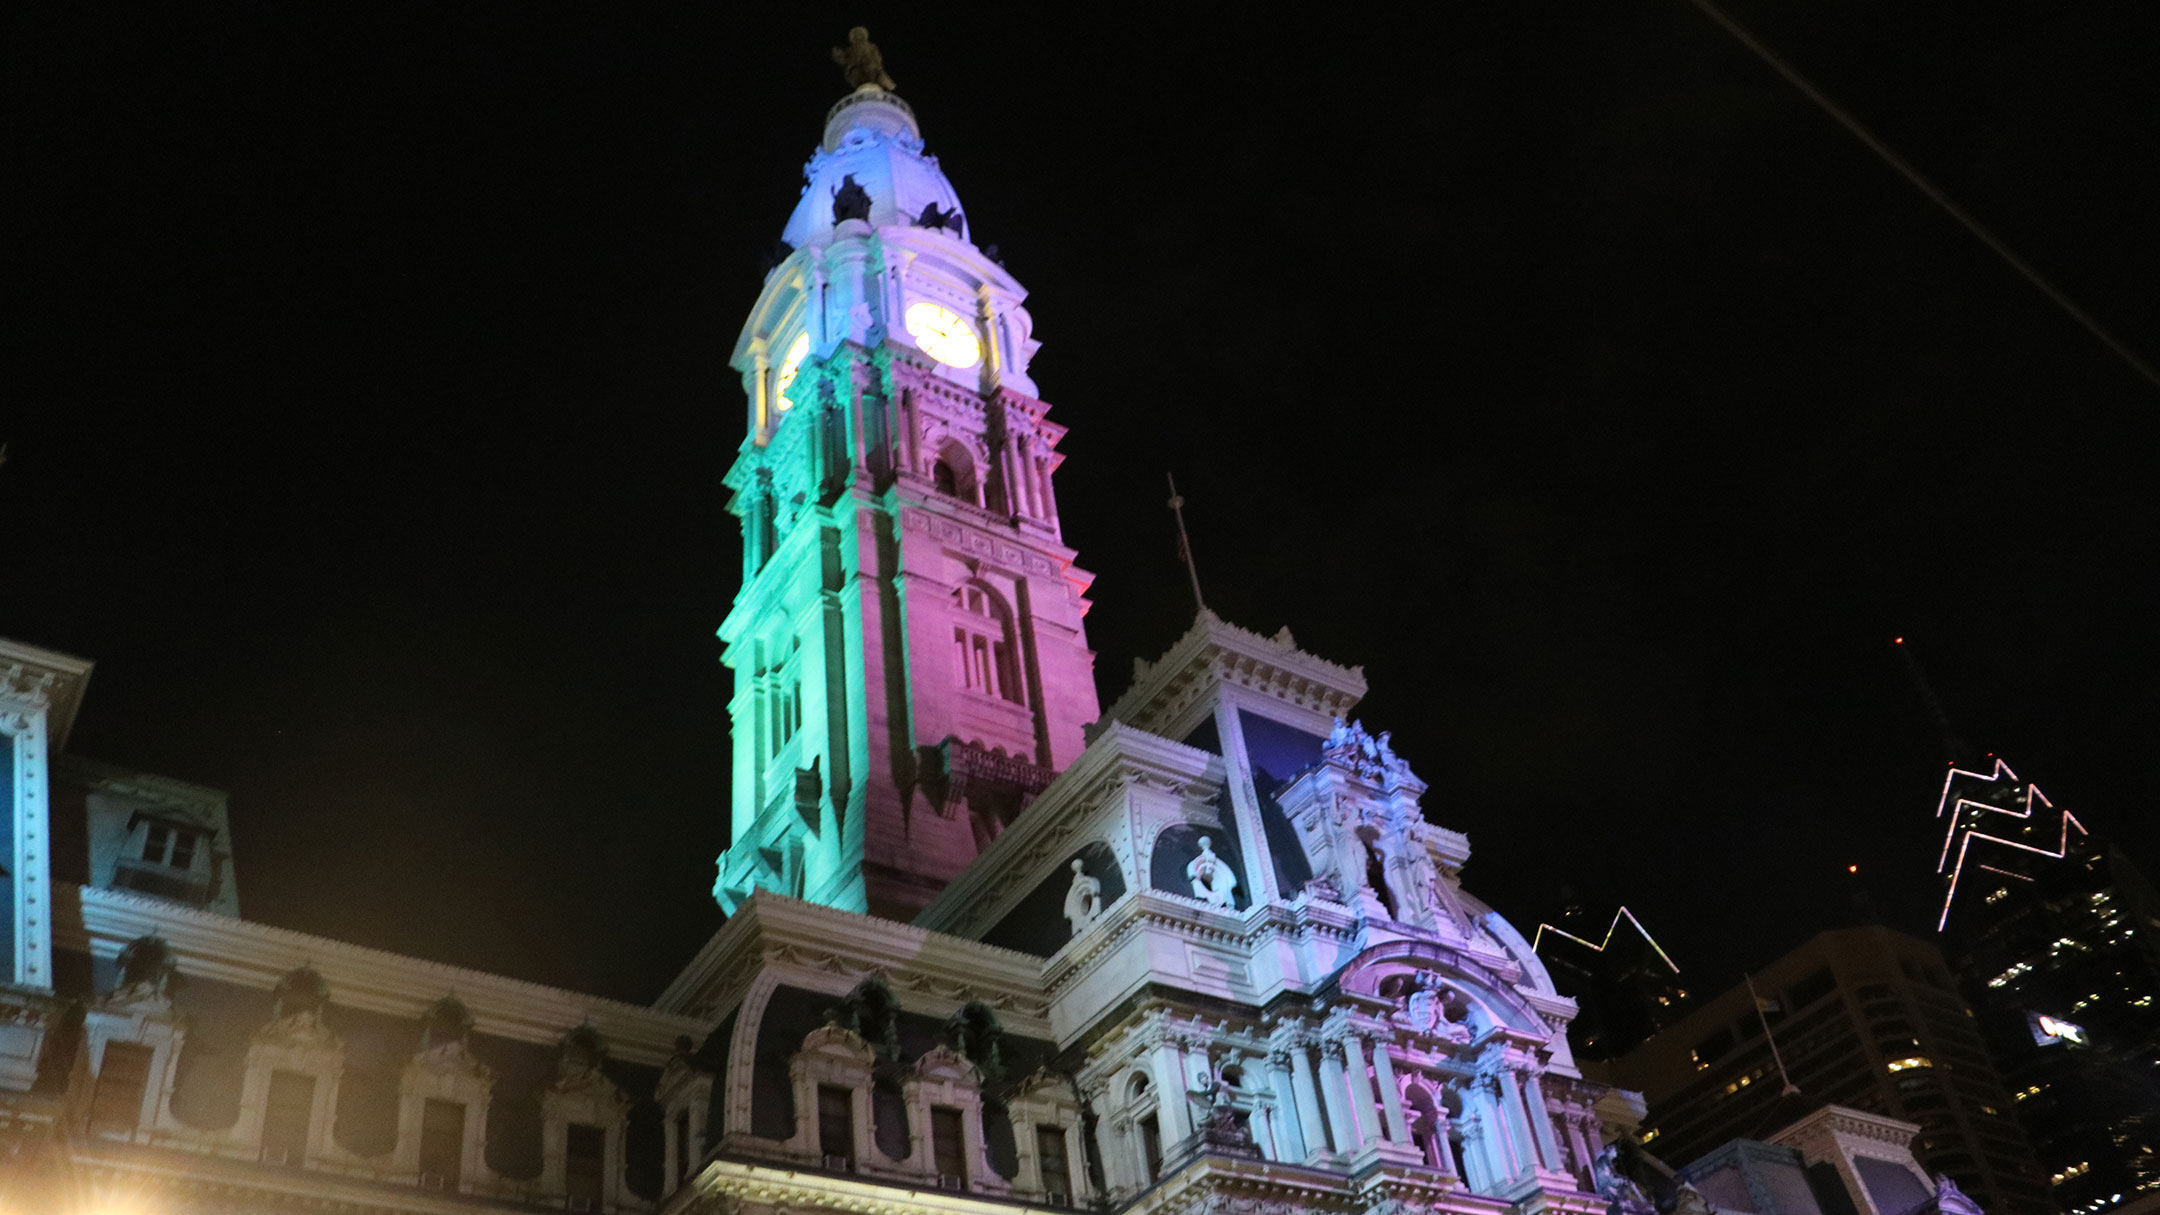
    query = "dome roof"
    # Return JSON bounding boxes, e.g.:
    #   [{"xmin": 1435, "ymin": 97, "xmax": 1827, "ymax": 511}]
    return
[{"xmin": 780, "ymin": 88, "xmax": 966, "ymax": 248}]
